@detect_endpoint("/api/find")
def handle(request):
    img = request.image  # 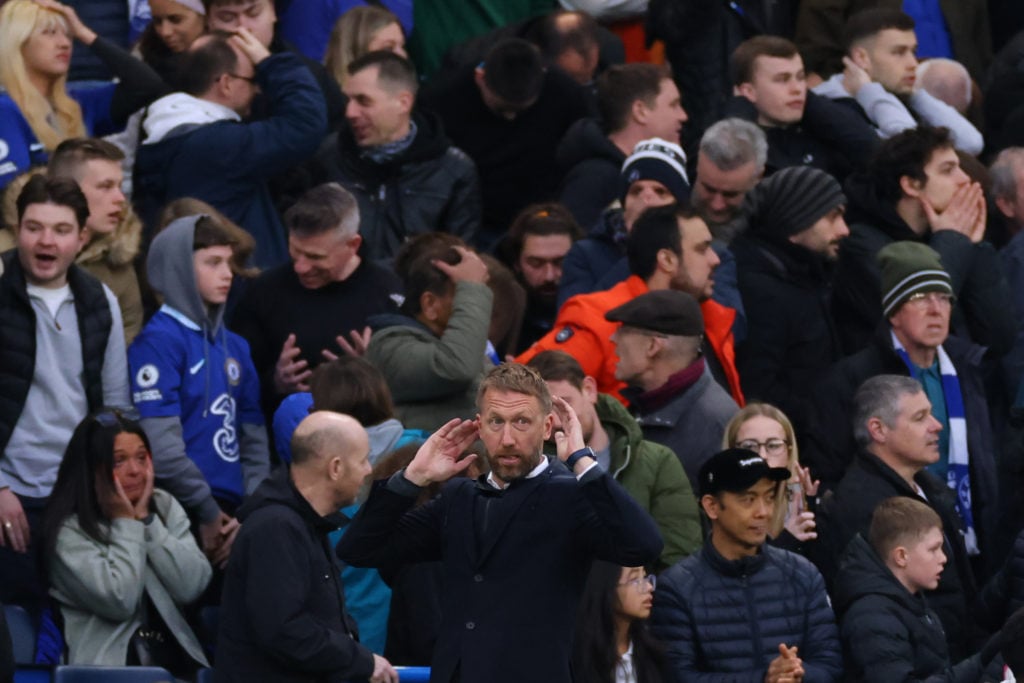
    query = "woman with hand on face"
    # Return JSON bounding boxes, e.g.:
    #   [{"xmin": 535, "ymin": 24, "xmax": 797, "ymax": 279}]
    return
[
  {"xmin": 573, "ymin": 561, "xmax": 667, "ymax": 683},
  {"xmin": 40, "ymin": 410, "xmax": 210, "ymax": 673},
  {"xmin": 722, "ymin": 402, "xmax": 821, "ymax": 552}
]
